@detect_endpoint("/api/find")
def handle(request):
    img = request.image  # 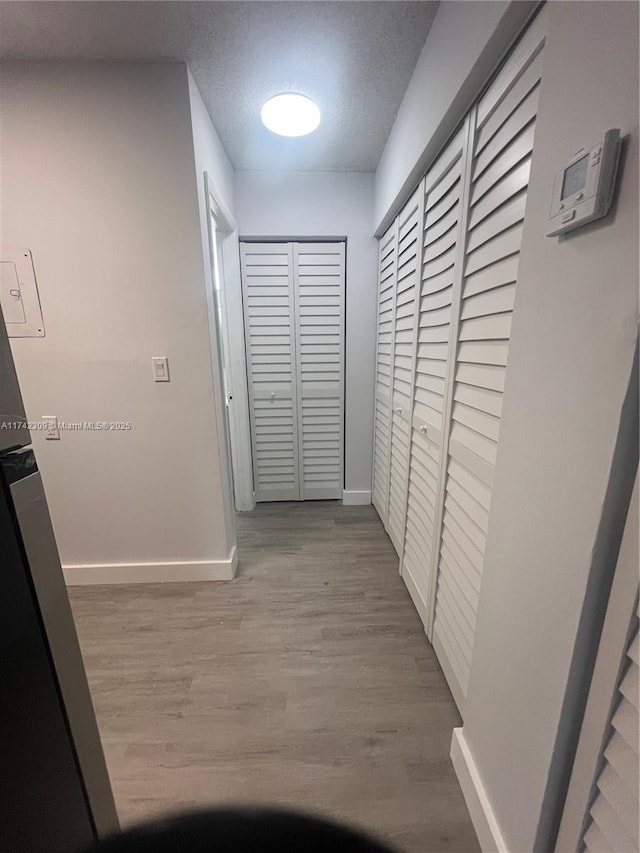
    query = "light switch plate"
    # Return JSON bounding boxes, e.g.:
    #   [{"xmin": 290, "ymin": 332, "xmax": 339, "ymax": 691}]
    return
[
  {"xmin": 152, "ymin": 356, "xmax": 170, "ymax": 382},
  {"xmin": 42, "ymin": 415, "xmax": 60, "ymax": 440}
]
